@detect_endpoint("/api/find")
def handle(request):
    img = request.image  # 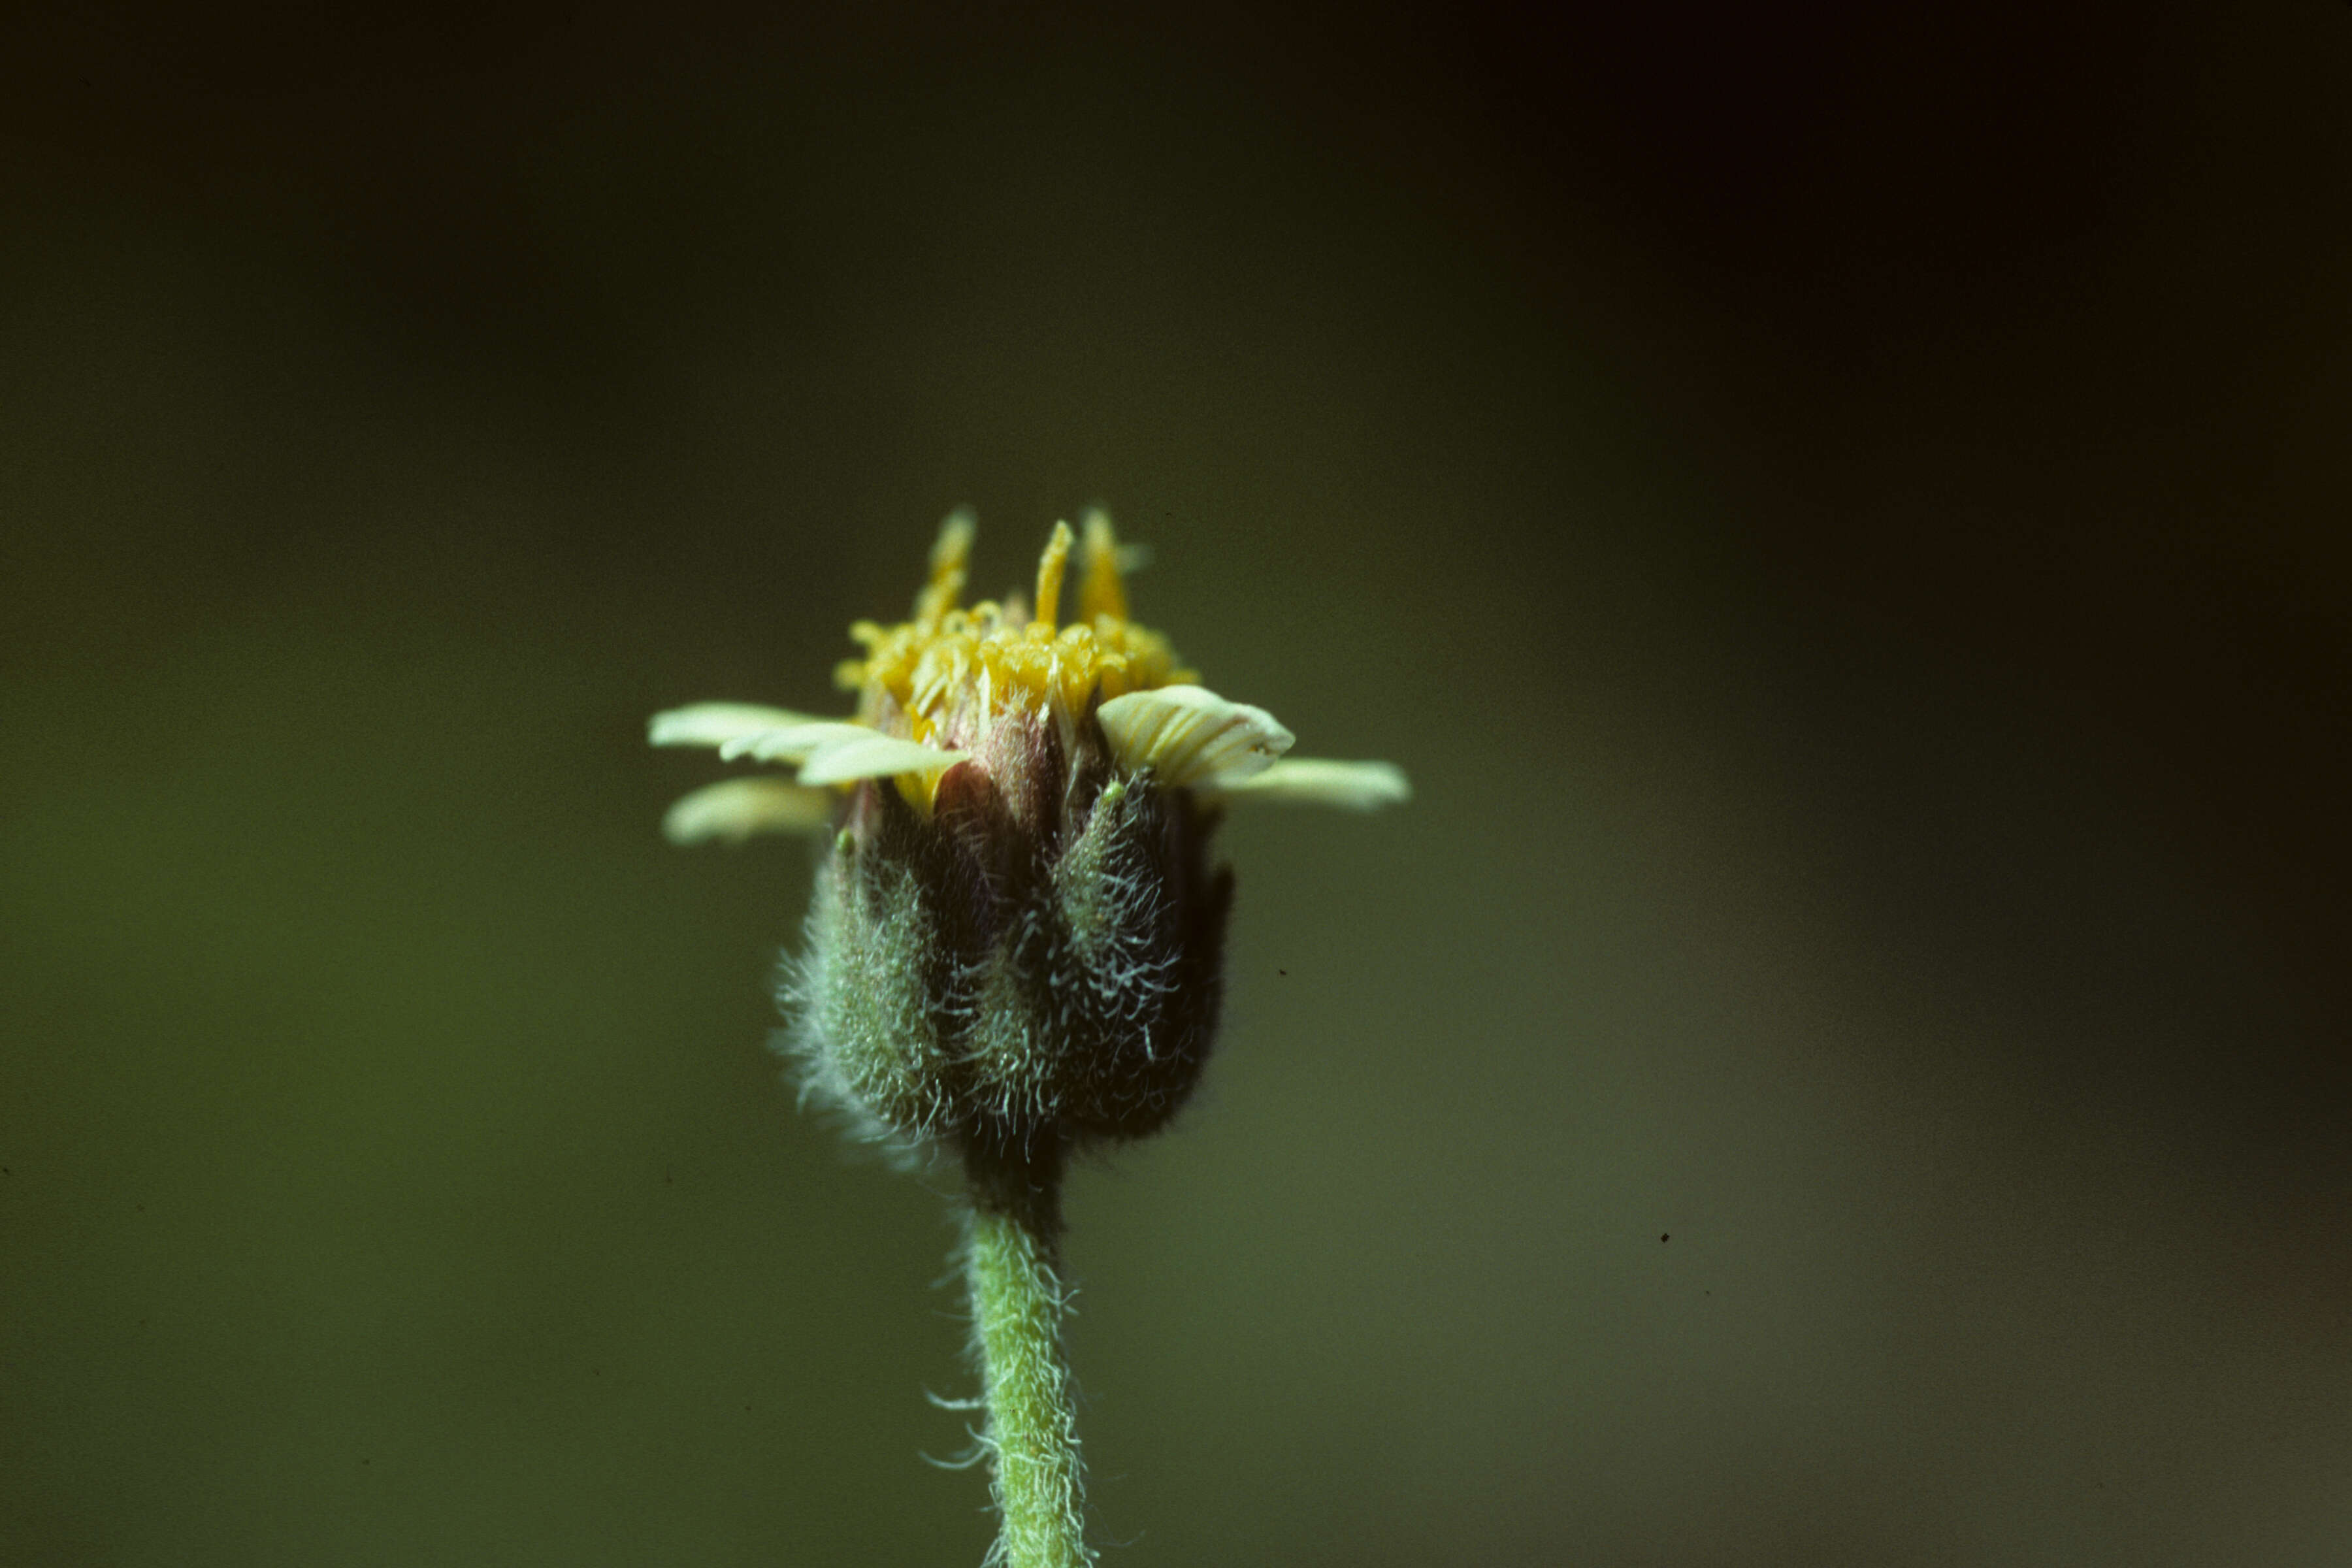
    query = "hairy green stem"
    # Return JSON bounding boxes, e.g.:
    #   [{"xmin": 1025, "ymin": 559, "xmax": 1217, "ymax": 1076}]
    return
[{"xmin": 963, "ymin": 1142, "xmax": 1093, "ymax": 1568}]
